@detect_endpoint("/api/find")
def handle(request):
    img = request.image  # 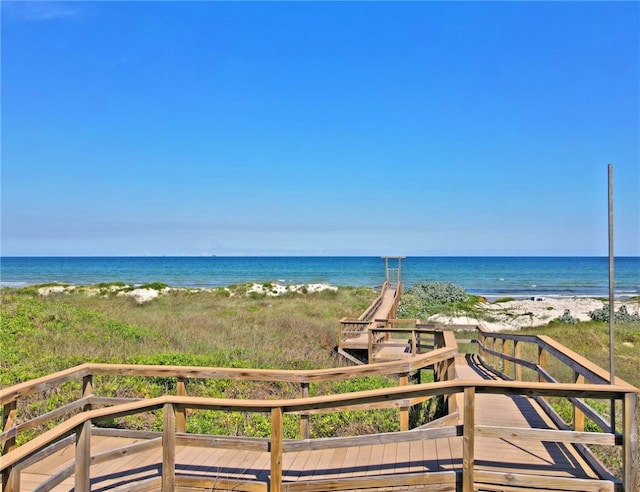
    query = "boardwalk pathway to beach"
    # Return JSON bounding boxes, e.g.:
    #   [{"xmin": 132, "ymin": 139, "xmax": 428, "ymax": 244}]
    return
[
  {"xmin": 15, "ymin": 352, "xmax": 622, "ymax": 492},
  {"xmin": 2, "ymin": 261, "xmax": 637, "ymax": 491}
]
